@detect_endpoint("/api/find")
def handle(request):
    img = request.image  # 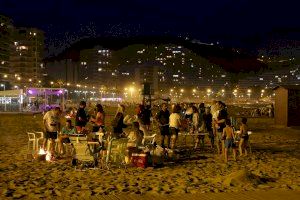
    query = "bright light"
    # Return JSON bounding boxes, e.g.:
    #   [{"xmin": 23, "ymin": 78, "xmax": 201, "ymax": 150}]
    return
[
  {"xmin": 261, "ymin": 89, "xmax": 265, "ymax": 93},
  {"xmin": 170, "ymin": 89, "xmax": 173, "ymax": 92},
  {"xmin": 192, "ymin": 89, "xmax": 196, "ymax": 93},
  {"xmin": 3, "ymin": 74, "xmax": 7, "ymax": 78},
  {"xmin": 207, "ymin": 89, "xmax": 211, "ymax": 93},
  {"xmin": 17, "ymin": 77, "xmax": 21, "ymax": 80},
  {"xmin": 67, "ymin": 83, "xmax": 70, "ymax": 86},
  {"xmin": 180, "ymin": 89, "xmax": 184, "ymax": 93},
  {"xmin": 0, "ymin": 84, "xmax": 4, "ymax": 87},
  {"xmin": 29, "ymin": 79, "xmax": 32, "ymax": 82},
  {"xmin": 38, "ymin": 80, "xmax": 41, "ymax": 83},
  {"xmin": 50, "ymin": 81, "xmax": 54, "ymax": 85},
  {"xmin": 129, "ymin": 87, "xmax": 134, "ymax": 92},
  {"xmin": 247, "ymin": 89, "xmax": 252, "ymax": 93},
  {"xmin": 221, "ymin": 89, "xmax": 225, "ymax": 93},
  {"xmin": 234, "ymin": 89, "xmax": 237, "ymax": 93}
]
